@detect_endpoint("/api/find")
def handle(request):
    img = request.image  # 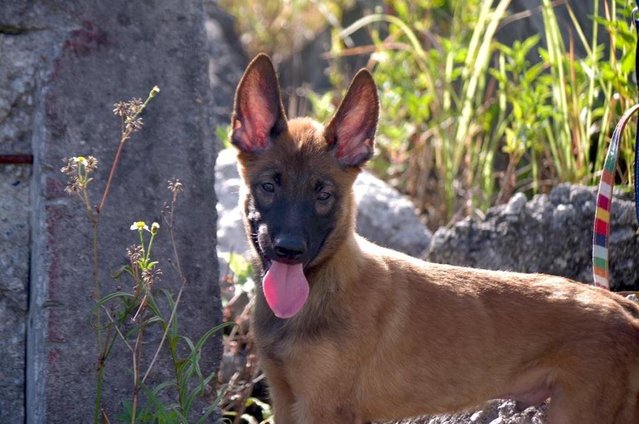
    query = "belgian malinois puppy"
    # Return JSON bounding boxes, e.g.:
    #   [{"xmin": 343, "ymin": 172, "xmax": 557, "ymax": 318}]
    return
[{"xmin": 230, "ymin": 54, "xmax": 639, "ymax": 423}]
